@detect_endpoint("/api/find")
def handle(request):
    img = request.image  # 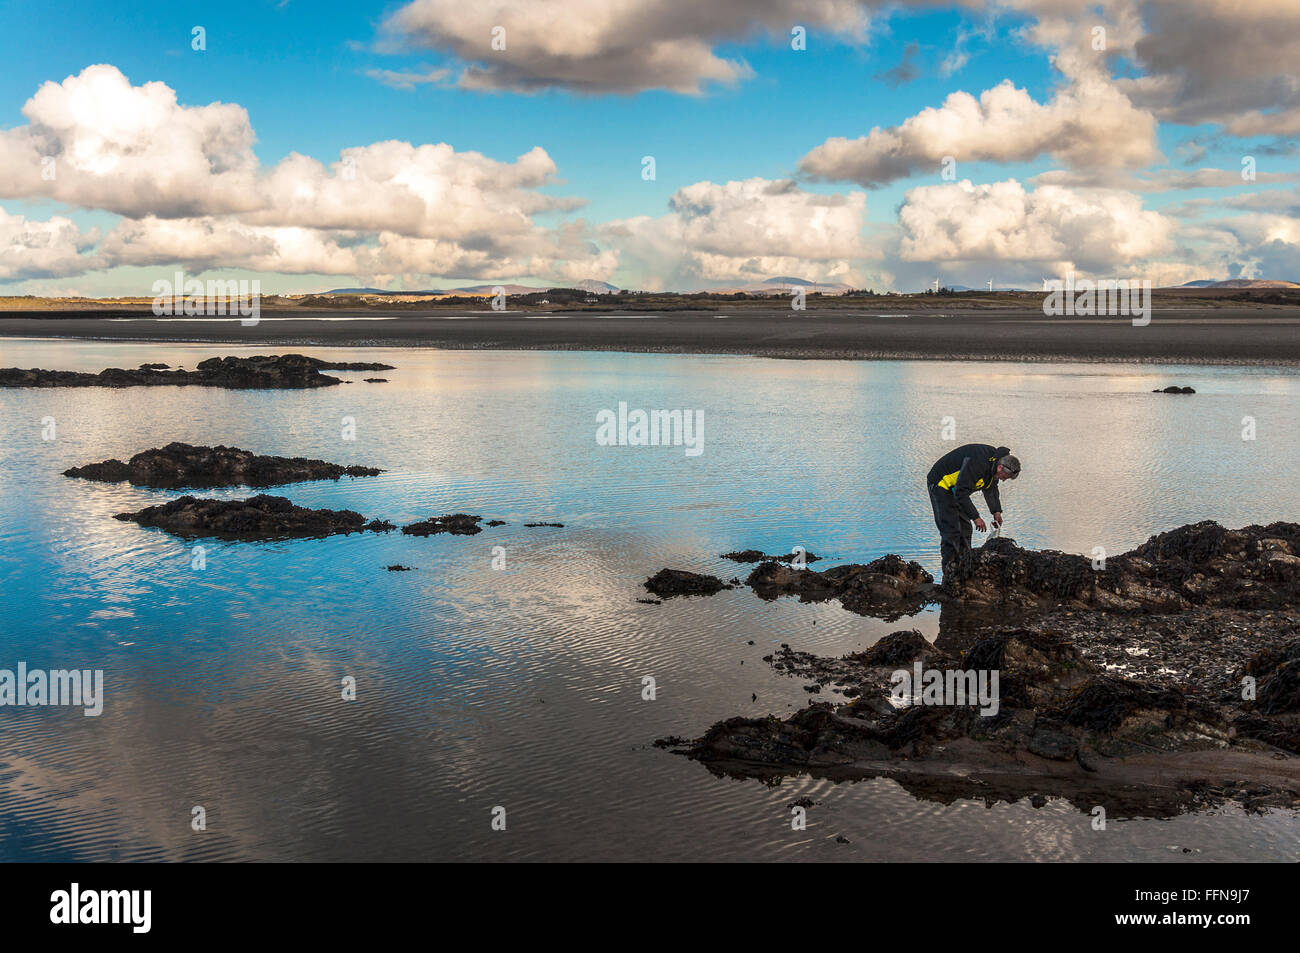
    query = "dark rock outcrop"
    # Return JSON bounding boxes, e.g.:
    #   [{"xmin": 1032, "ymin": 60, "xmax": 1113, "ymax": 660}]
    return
[
  {"xmin": 670, "ymin": 626, "xmax": 1300, "ymax": 816},
  {"xmin": 64, "ymin": 442, "xmax": 382, "ymax": 489},
  {"xmin": 655, "ymin": 522, "xmax": 1300, "ymax": 816},
  {"xmin": 746, "ymin": 554, "xmax": 934, "ymax": 618},
  {"xmin": 401, "ymin": 514, "xmax": 483, "ymax": 536},
  {"xmin": 721, "ymin": 549, "xmax": 821, "ymax": 564},
  {"xmin": 0, "ymin": 354, "xmax": 394, "ymax": 389},
  {"xmin": 947, "ymin": 522, "xmax": 1300, "ymax": 612},
  {"xmin": 1153, "ymin": 385, "xmax": 1196, "ymax": 393},
  {"xmin": 644, "ymin": 569, "xmax": 732, "ymax": 597},
  {"xmin": 114, "ymin": 494, "xmax": 394, "ymax": 540}
]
